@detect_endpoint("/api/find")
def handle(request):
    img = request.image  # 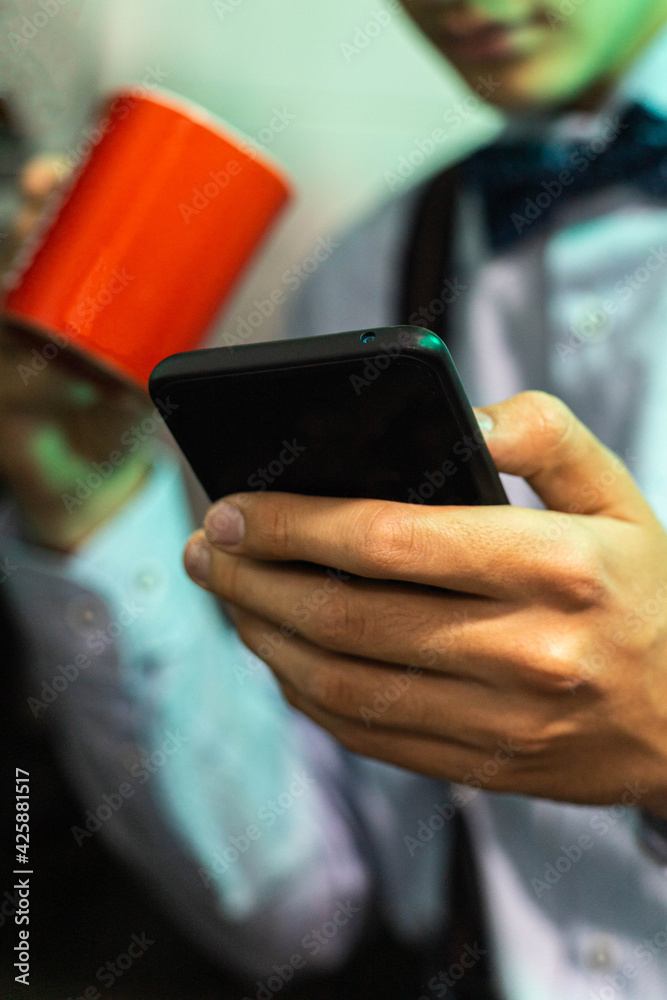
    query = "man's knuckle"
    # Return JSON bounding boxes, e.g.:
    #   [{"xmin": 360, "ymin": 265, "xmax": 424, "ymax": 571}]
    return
[
  {"xmin": 525, "ymin": 391, "xmax": 575, "ymax": 457},
  {"xmin": 316, "ymin": 594, "xmax": 367, "ymax": 647},
  {"xmin": 215, "ymin": 553, "xmax": 242, "ymax": 603},
  {"xmin": 561, "ymin": 538, "xmax": 610, "ymax": 609},
  {"xmin": 567, "ymin": 568, "xmax": 609, "ymax": 610},
  {"xmin": 307, "ymin": 664, "xmax": 359, "ymax": 717},
  {"xmin": 260, "ymin": 501, "xmax": 292, "ymax": 554},
  {"xmin": 533, "ymin": 635, "xmax": 589, "ymax": 693},
  {"xmin": 353, "ymin": 507, "xmax": 420, "ymax": 575},
  {"xmin": 539, "ymin": 528, "xmax": 608, "ymax": 610},
  {"xmin": 508, "ymin": 714, "xmax": 552, "ymax": 757}
]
